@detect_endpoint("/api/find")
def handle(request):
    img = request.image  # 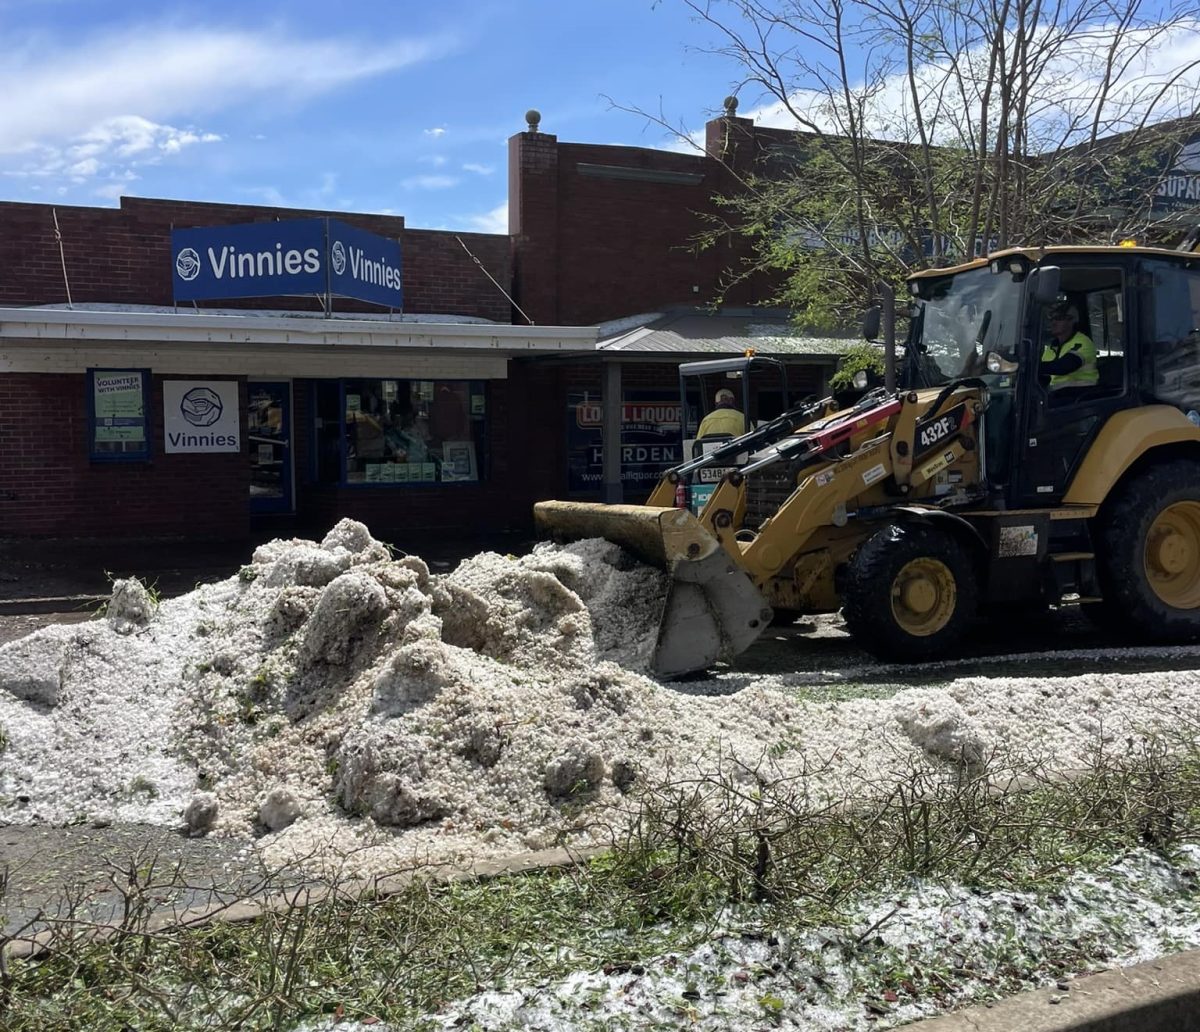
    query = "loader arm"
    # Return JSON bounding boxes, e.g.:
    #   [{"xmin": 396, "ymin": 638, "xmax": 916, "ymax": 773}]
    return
[{"xmin": 535, "ymin": 384, "xmax": 985, "ymax": 676}]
